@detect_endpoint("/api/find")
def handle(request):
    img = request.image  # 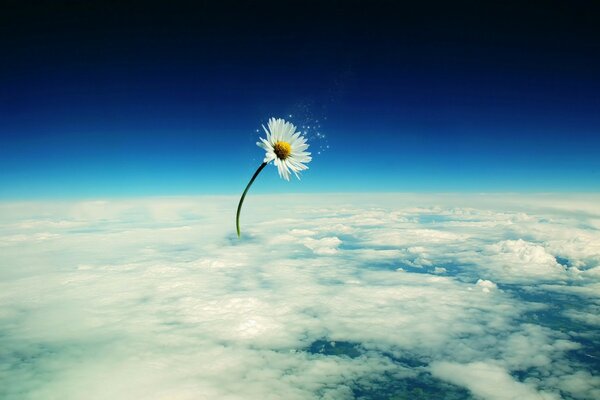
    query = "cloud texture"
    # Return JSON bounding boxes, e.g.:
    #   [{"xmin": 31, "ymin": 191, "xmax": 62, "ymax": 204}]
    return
[{"xmin": 0, "ymin": 194, "xmax": 599, "ymax": 399}]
